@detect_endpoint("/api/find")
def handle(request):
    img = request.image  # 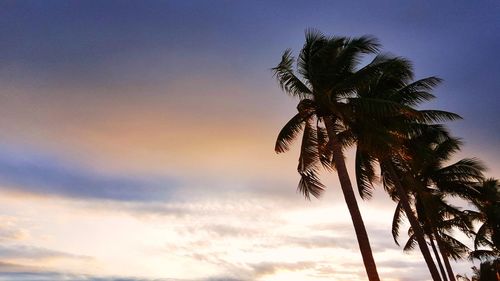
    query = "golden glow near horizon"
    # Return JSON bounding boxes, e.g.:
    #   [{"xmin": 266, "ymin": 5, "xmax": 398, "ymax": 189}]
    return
[
  {"xmin": 0, "ymin": 188, "xmax": 408, "ymax": 281},
  {"xmin": 0, "ymin": 183, "xmax": 481, "ymax": 281}
]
